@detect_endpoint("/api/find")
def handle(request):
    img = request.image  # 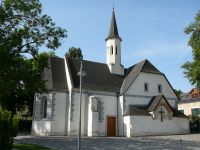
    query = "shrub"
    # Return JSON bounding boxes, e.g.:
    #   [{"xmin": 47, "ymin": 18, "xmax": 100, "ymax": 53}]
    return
[
  {"xmin": 188, "ymin": 114, "xmax": 200, "ymax": 124},
  {"xmin": 0, "ymin": 110, "xmax": 18, "ymax": 150},
  {"xmin": 17, "ymin": 119, "xmax": 32, "ymax": 130}
]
